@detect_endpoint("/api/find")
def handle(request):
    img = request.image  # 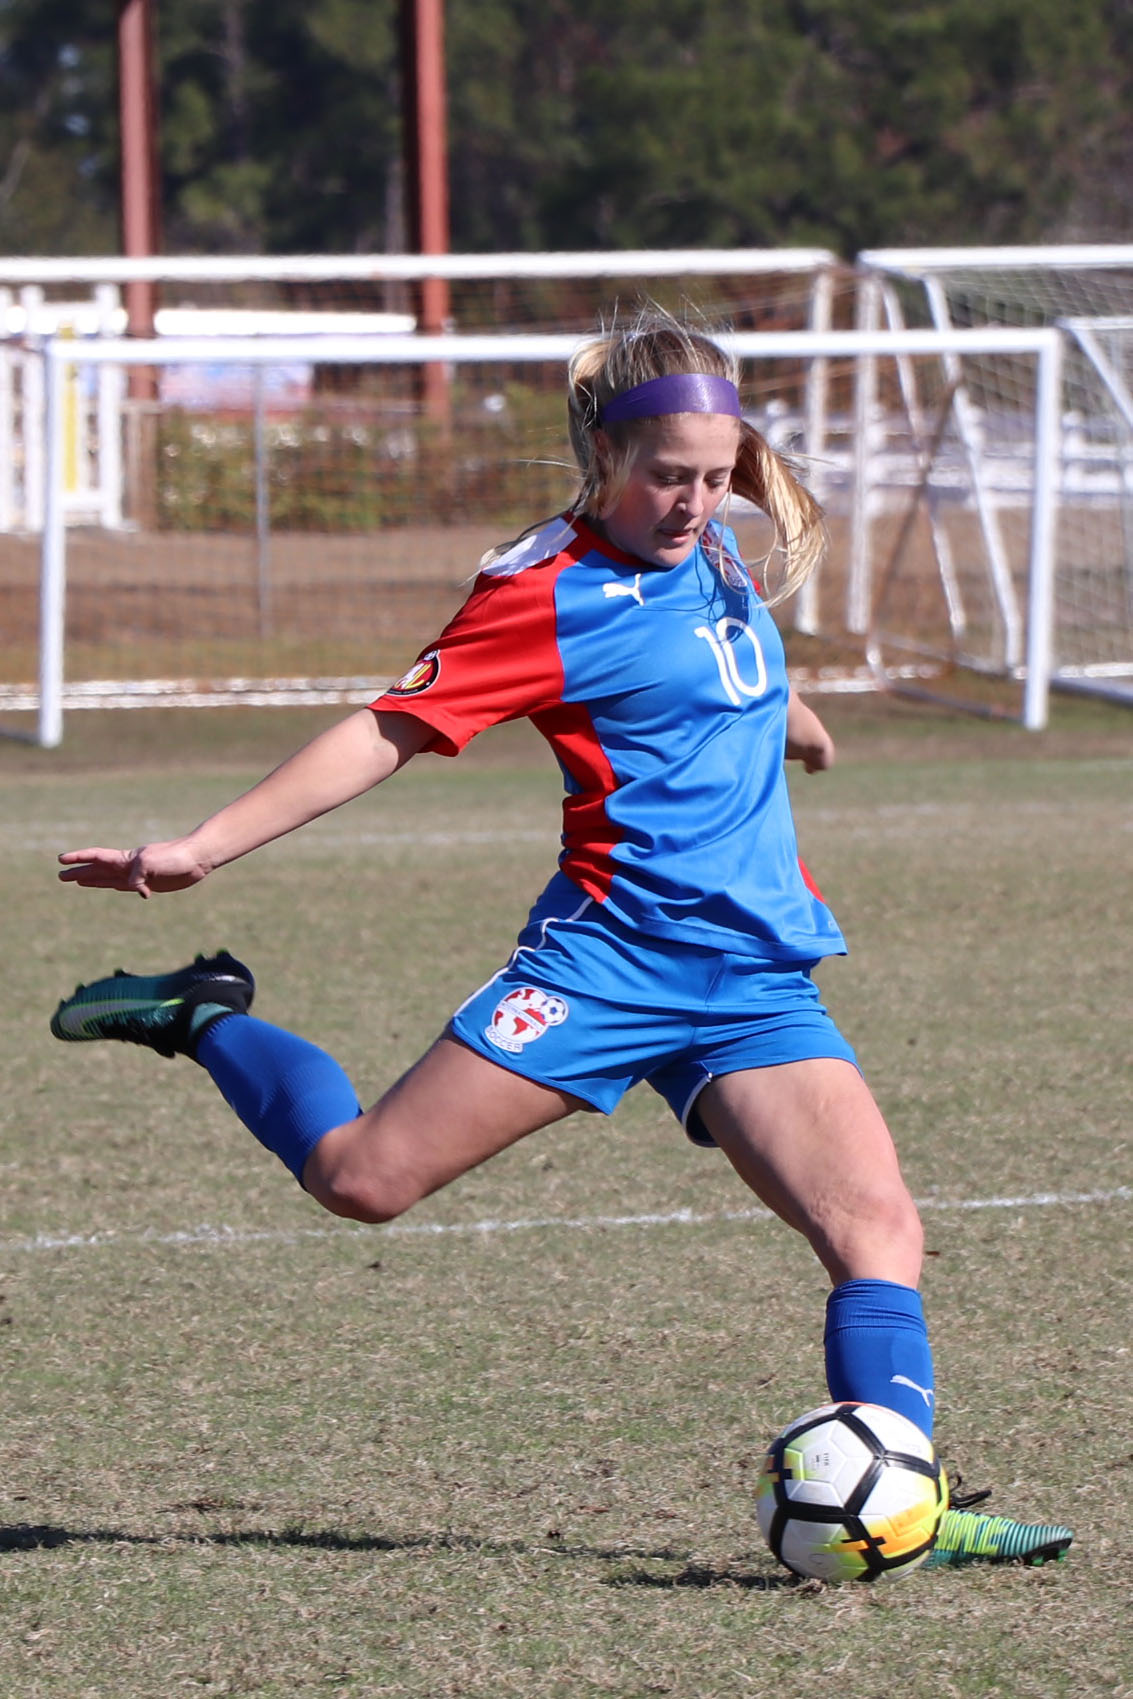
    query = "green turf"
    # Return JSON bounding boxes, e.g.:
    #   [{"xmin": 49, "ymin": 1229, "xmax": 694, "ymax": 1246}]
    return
[{"xmin": 2, "ymin": 701, "xmax": 1130, "ymax": 1697}]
